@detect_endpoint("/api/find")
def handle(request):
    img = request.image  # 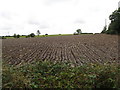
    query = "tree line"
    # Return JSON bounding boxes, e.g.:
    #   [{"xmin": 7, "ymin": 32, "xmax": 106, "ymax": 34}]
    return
[{"xmin": 0, "ymin": 30, "xmax": 42, "ymax": 39}]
